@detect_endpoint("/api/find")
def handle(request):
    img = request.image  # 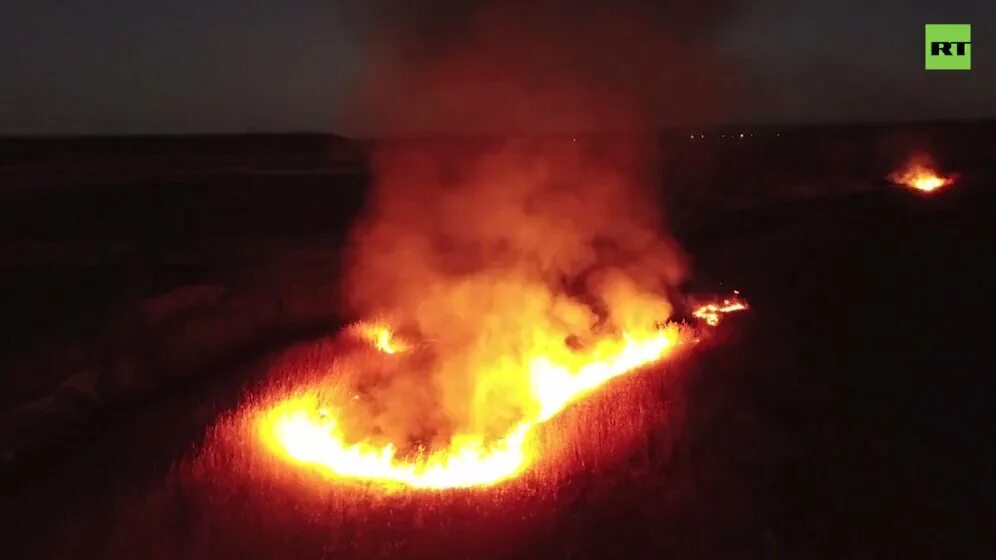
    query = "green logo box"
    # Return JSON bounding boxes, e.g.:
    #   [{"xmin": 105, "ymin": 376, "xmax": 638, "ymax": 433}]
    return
[{"xmin": 925, "ymin": 24, "xmax": 971, "ymax": 70}]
